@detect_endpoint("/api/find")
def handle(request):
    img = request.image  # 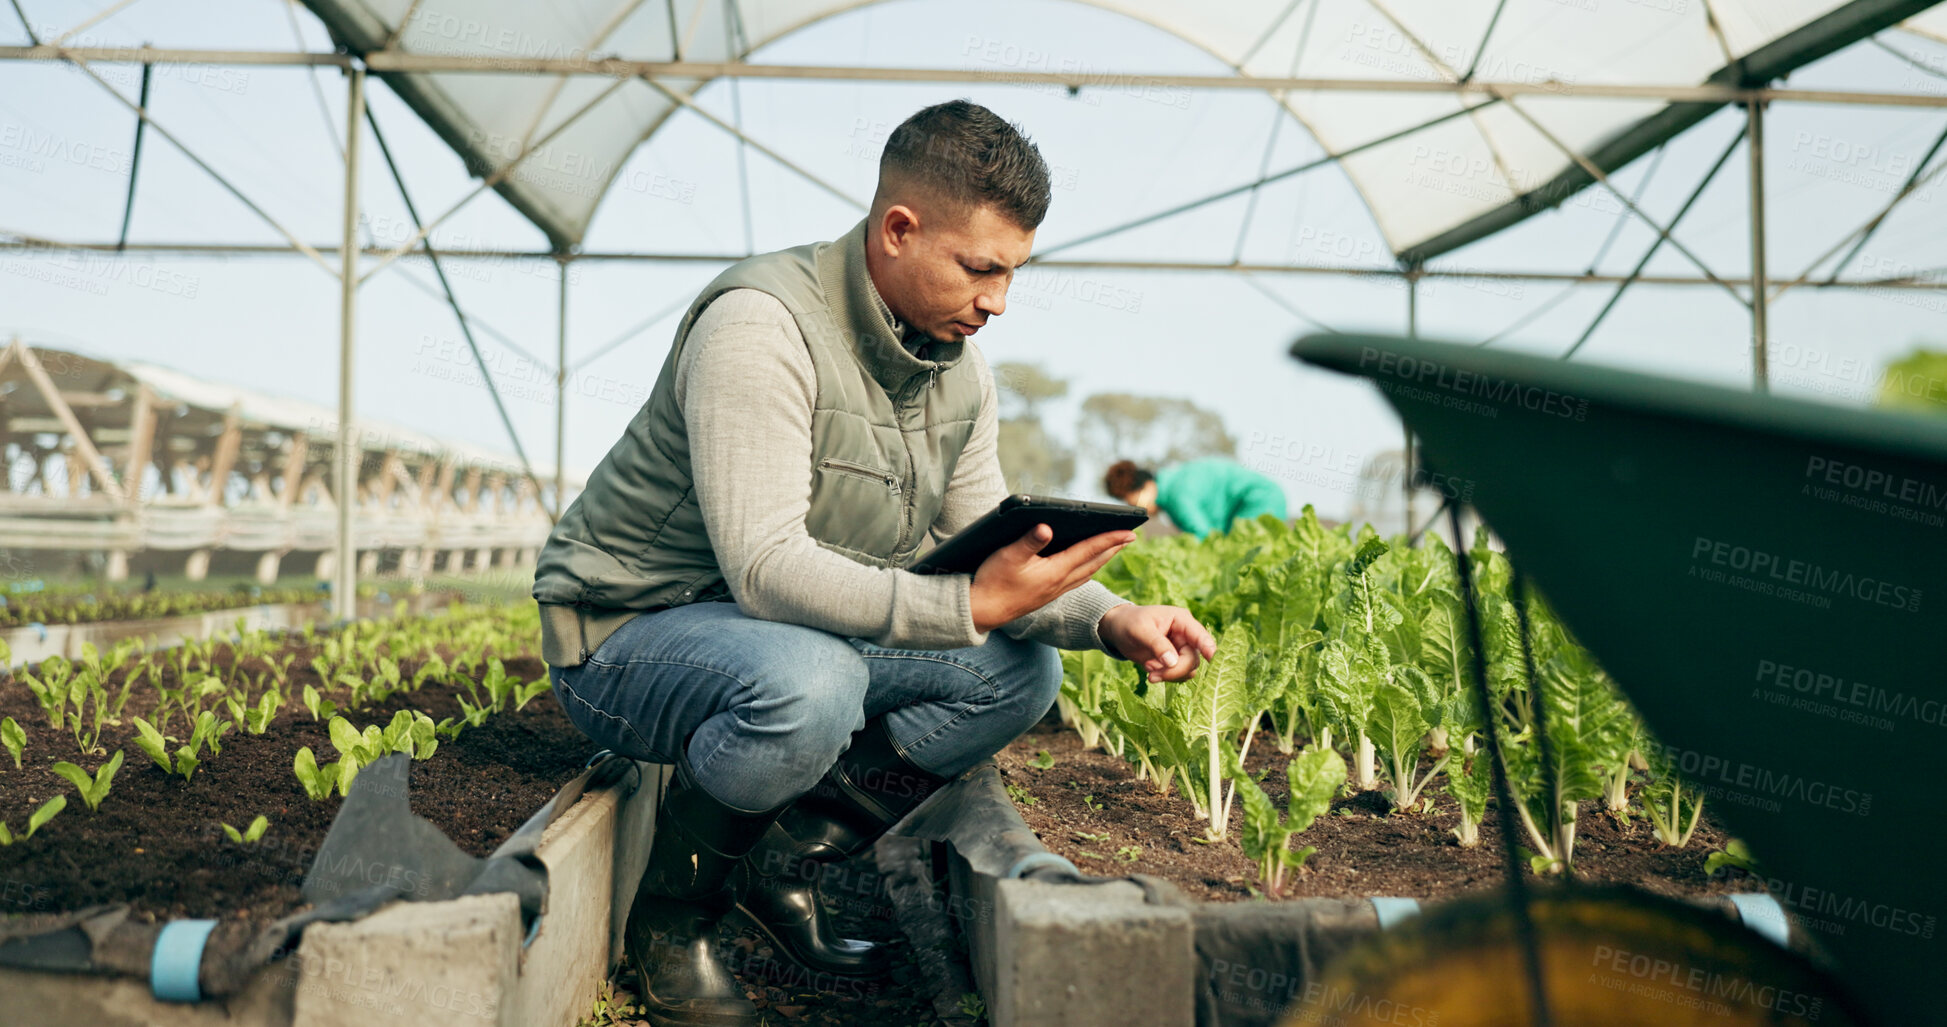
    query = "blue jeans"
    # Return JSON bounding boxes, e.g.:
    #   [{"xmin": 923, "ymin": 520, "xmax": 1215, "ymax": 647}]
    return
[{"xmin": 547, "ymin": 599, "xmax": 1064, "ymax": 813}]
